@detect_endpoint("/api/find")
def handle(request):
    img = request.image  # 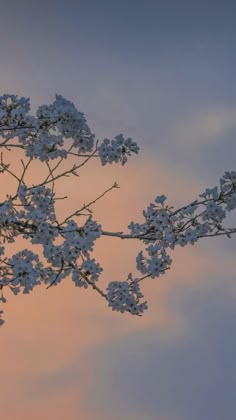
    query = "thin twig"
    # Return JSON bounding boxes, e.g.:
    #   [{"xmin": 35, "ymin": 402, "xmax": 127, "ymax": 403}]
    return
[
  {"xmin": 59, "ymin": 182, "xmax": 119, "ymax": 226},
  {"xmin": 17, "ymin": 158, "xmax": 32, "ymax": 192},
  {"xmin": 0, "ymin": 153, "xmax": 21, "ymax": 182}
]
